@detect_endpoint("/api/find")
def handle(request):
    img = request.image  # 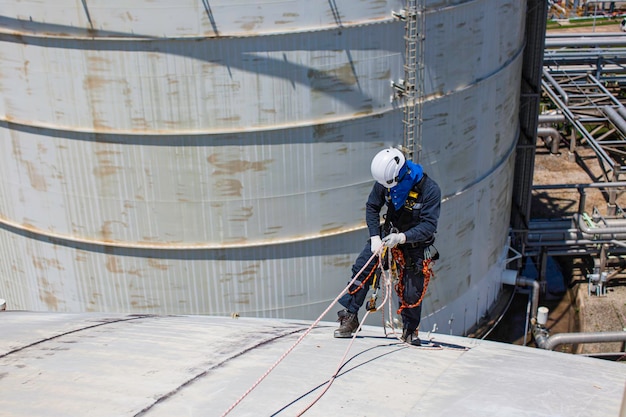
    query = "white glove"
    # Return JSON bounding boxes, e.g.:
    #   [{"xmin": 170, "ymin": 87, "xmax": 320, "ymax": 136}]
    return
[
  {"xmin": 382, "ymin": 233, "xmax": 406, "ymax": 248},
  {"xmin": 370, "ymin": 236, "xmax": 383, "ymax": 254}
]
